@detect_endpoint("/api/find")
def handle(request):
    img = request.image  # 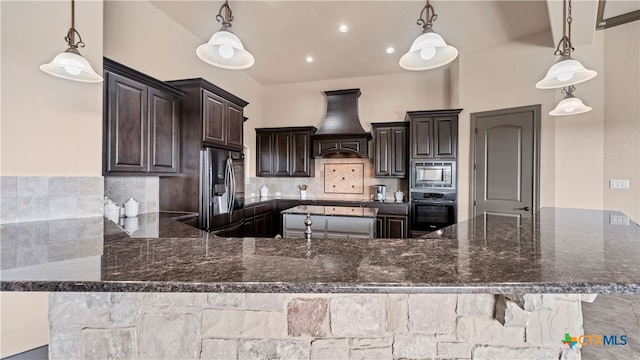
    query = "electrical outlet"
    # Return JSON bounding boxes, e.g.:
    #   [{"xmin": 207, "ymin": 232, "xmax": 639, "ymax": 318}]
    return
[
  {"xmin": 609, "ymin": 215, "xmax": 630, "ymax": 225},
  {"xmin": 275, "ymin": 191, "xmax": 282, "ymax": 197},
  {"xmin": 610, "ymin": 179, "xmax": 630, "ymax": 189}
]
